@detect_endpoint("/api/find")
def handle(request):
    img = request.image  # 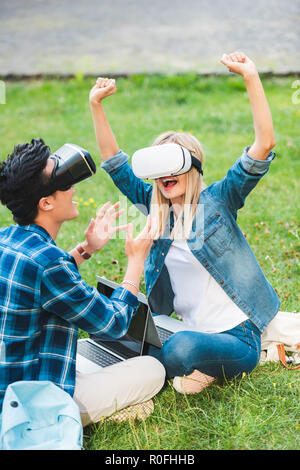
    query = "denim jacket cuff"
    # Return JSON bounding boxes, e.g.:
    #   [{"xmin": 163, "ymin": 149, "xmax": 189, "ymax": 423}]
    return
[
  {"xmin": 100, "ymin": 150, "xmax": 129, "ymax": 174},
  {"xmin": 241, "ymin": 146, "xmax": 276, "ymax": 175}
]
